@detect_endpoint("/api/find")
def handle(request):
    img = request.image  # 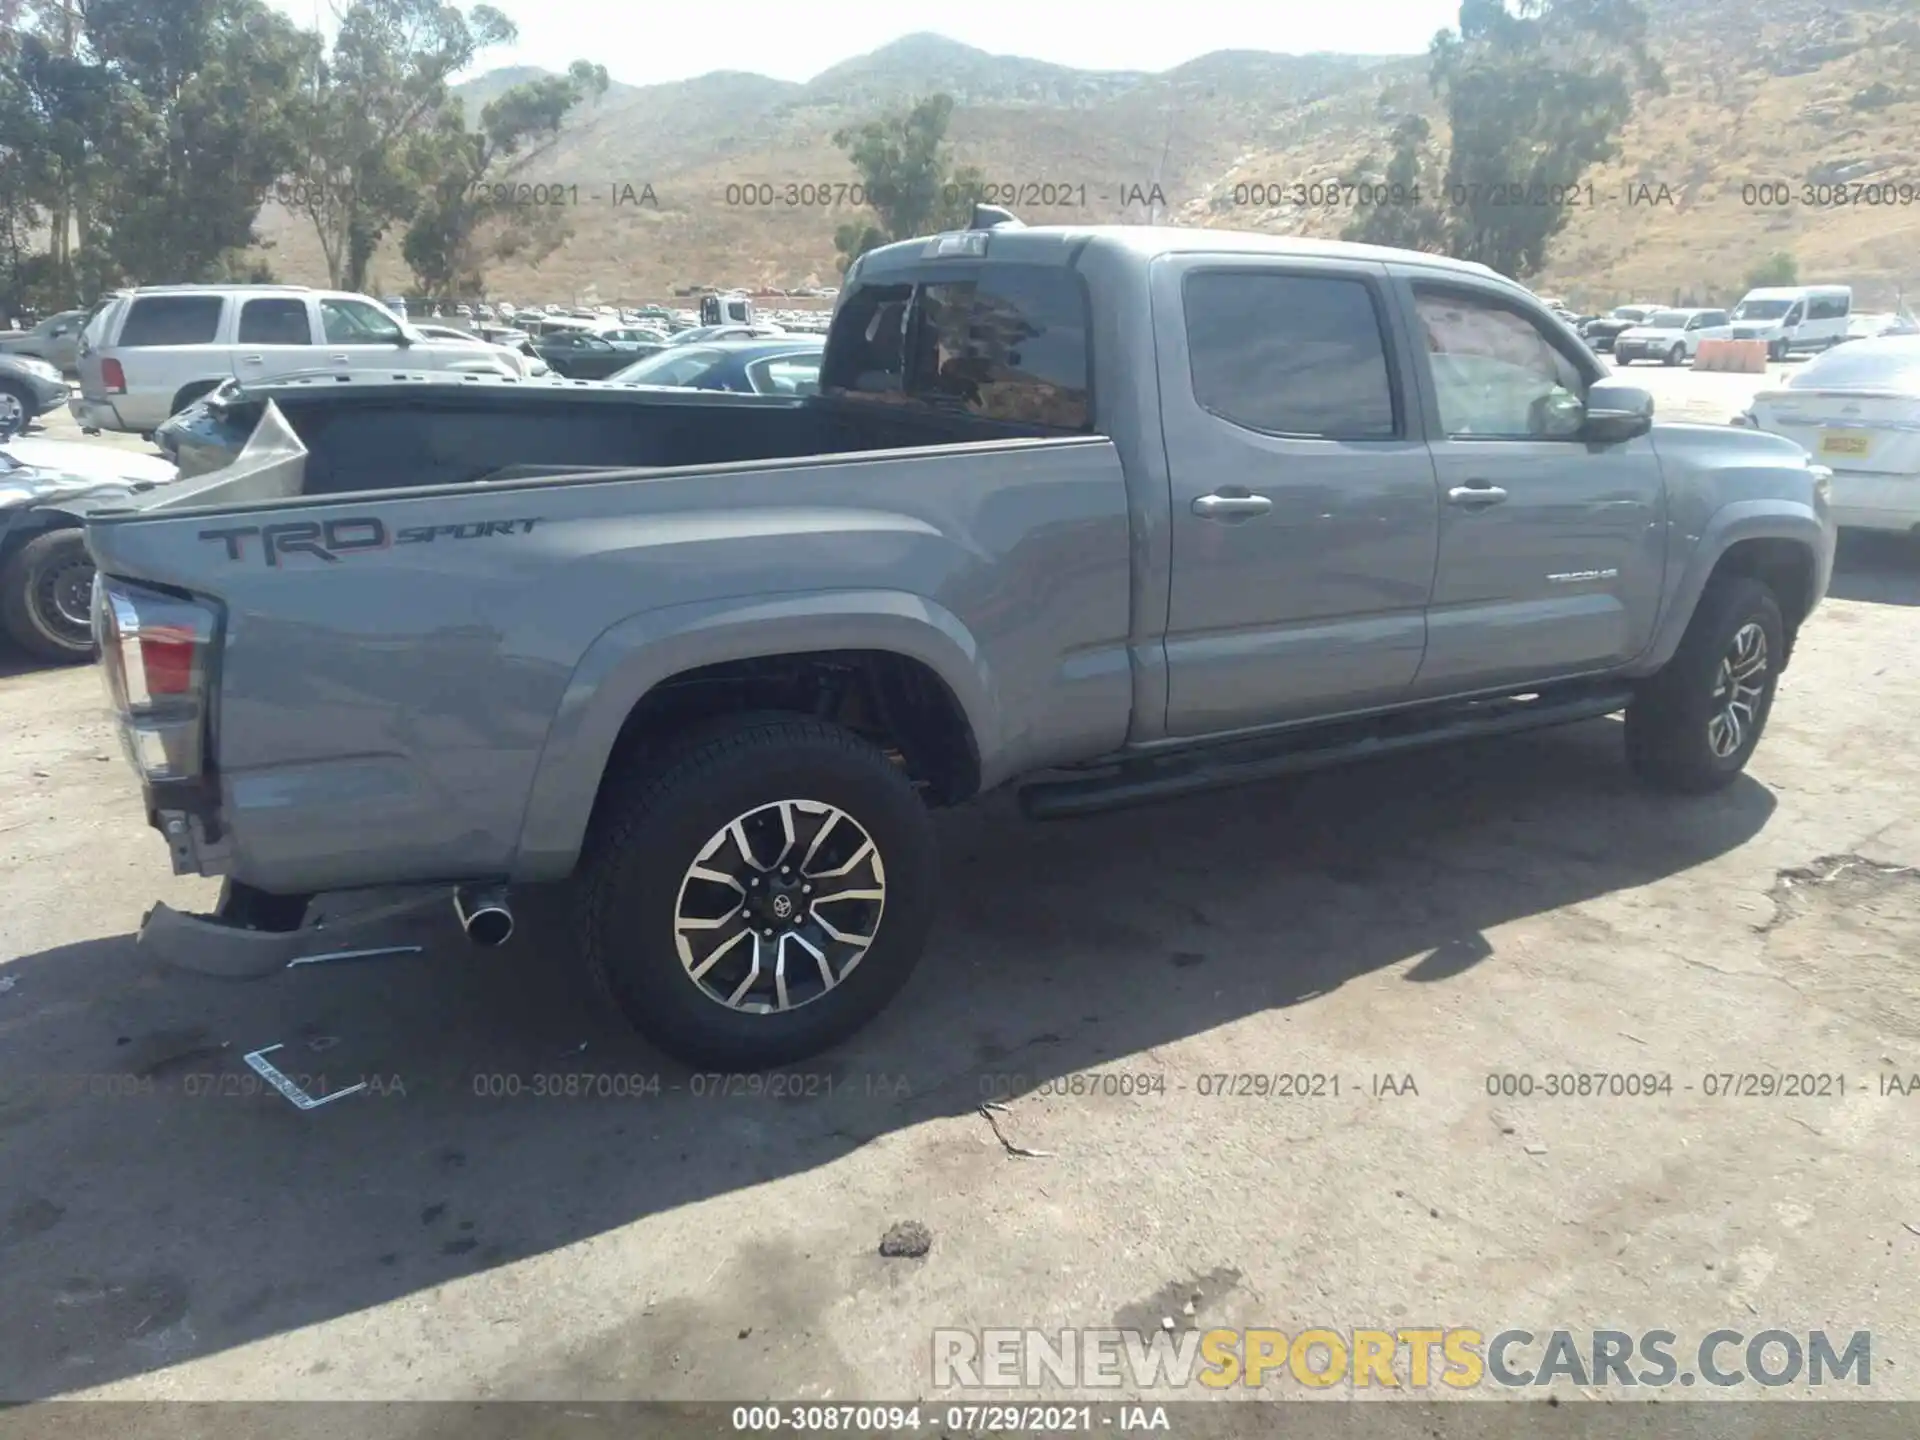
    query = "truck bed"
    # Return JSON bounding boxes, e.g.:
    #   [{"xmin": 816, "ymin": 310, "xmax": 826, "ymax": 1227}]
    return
[{"xmin": 168, "ymin": 375, "xmax": 1066, "ymax": 495}]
